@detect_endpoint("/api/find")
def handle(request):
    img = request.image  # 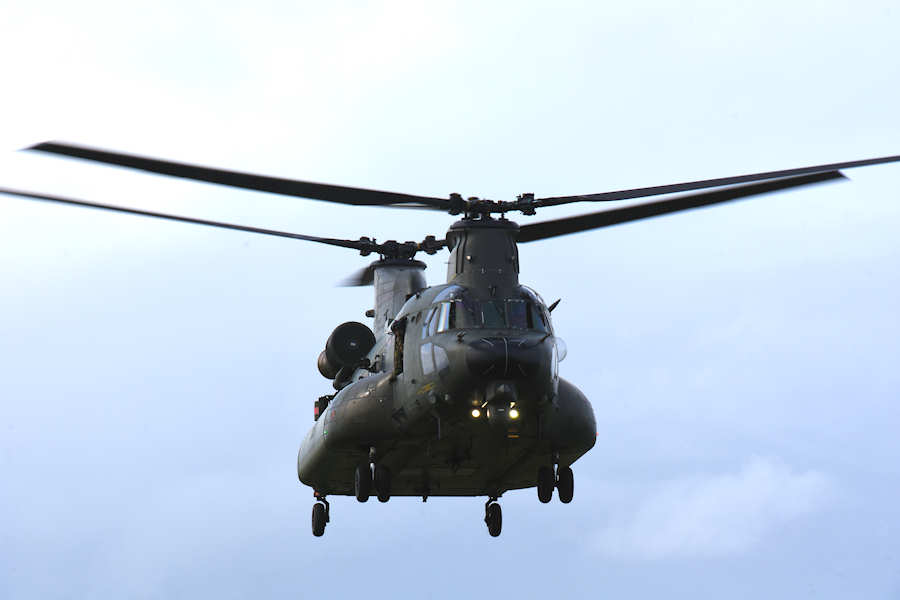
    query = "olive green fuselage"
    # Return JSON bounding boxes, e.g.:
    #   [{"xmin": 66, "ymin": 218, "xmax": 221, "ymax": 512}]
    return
[{"xmin": 297, "ymin": 217, "xmax": 596, "ymax": 498}]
